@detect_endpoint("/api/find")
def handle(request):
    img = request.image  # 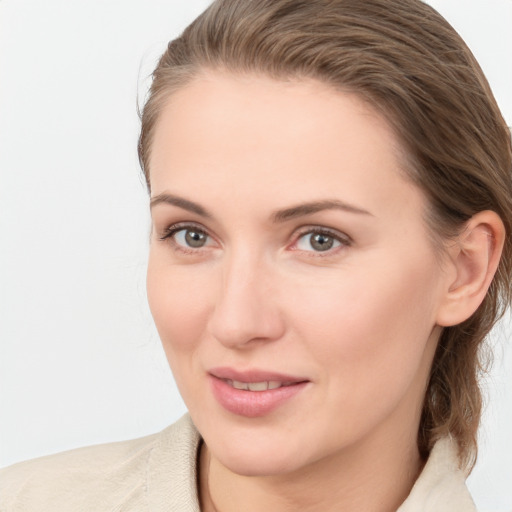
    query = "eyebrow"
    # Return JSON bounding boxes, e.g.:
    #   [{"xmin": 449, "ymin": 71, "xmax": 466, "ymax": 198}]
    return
[
  {"xmin": 150, "ymin": 193, "xmax": 373, "ymax": 222},
  {"xmin": 271, "ymin": 199, "xmax": 373, "ymax": 222},
  {"xmin": 150, "ymin": 193, "xmax": 213, "ymax": 218}
]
